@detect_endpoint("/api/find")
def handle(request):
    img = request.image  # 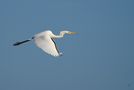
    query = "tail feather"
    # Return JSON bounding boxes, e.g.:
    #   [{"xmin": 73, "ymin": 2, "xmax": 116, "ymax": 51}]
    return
[{"xmin": 13, "ymin": 39, "xmax": 31, "ymax": 46}]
